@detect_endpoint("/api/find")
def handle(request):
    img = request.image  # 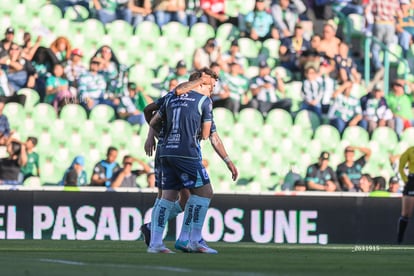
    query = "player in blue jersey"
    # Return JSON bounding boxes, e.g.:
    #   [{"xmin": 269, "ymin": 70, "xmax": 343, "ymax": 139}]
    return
[
  {"xmin": 147, "ymin": 68, "xmax": 236, "ymax": 254},
  {"xmin": 141, "ymin": 73, "xmax": 238, "ymax": 249}
]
